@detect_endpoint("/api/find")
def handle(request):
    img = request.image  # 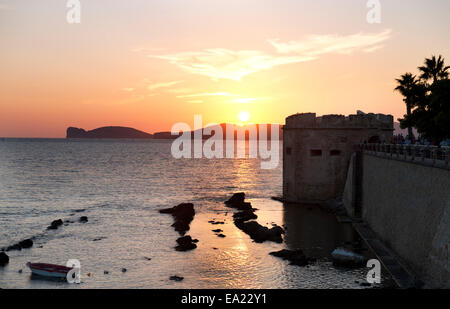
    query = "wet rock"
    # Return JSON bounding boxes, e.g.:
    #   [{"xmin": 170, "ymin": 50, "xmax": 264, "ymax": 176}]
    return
[
  {"xmin": 6, "ymin": 244, "xmax": 22, "ymax": 251},
  {"xmin": 233, "ymin": 209, "xmax": 257, "ymax": 222},
  {"xmin": 175, "ymin": 235, "xmax": 197, "ymax": 251},
  {"xmin": 0, "ymin": 252, "xmax": 9, "ymax": 266},
  {"xmin": 79, "ymin": 216, "xmax": 88, "ymax": 223},
  {"xmin": 159, "ymin": 203, "xmax": 195, "ymax": 235},
  {"xmin": 360, "ymin": 282, "xmax": 371, "ymax": 287},
  {"xmin": 212, "ymin": 229, "xmax": 223, "ymax": 233},
  {"xmin": 208, "ymin": 220, "xmax": 224, "ymax": 225},
  {"xmin": 270, "ymin": 249, "xmax": 311, "ymax": 266},
  {"xmin": 234, "ymin": 221, "xmax": 284, "ymax": 243},
  {"xmin": 170, "ymin": 275, "xmax": 184, "ymax": 282},
  {"xmin": 18, "ymin": 239, "xmax": 33, "ymax": 249},
  {"xmin": 225, "ymin": 192, "xmax": 252, "ymax": 210},
  {"xmin": 5, "ymin": 238, "xmax": 34, "ymax": 251},
  {"xmin": 331, "ymin": 247, "xmax": 366, "ymax": 268},
  {"xmin": 47, "ymin": 219, "xmax": 63, "ymax": 230},
  {"xmin": 225, "ymin": 193, "xmax": 252, "ymax": 210},
  {"xmin": 225, "ymin": 192, "xmax": 245, "ymax": 205},
  {"xmin": 74, "ymin": 209, "xmax": 86, "ymax": 213}
]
